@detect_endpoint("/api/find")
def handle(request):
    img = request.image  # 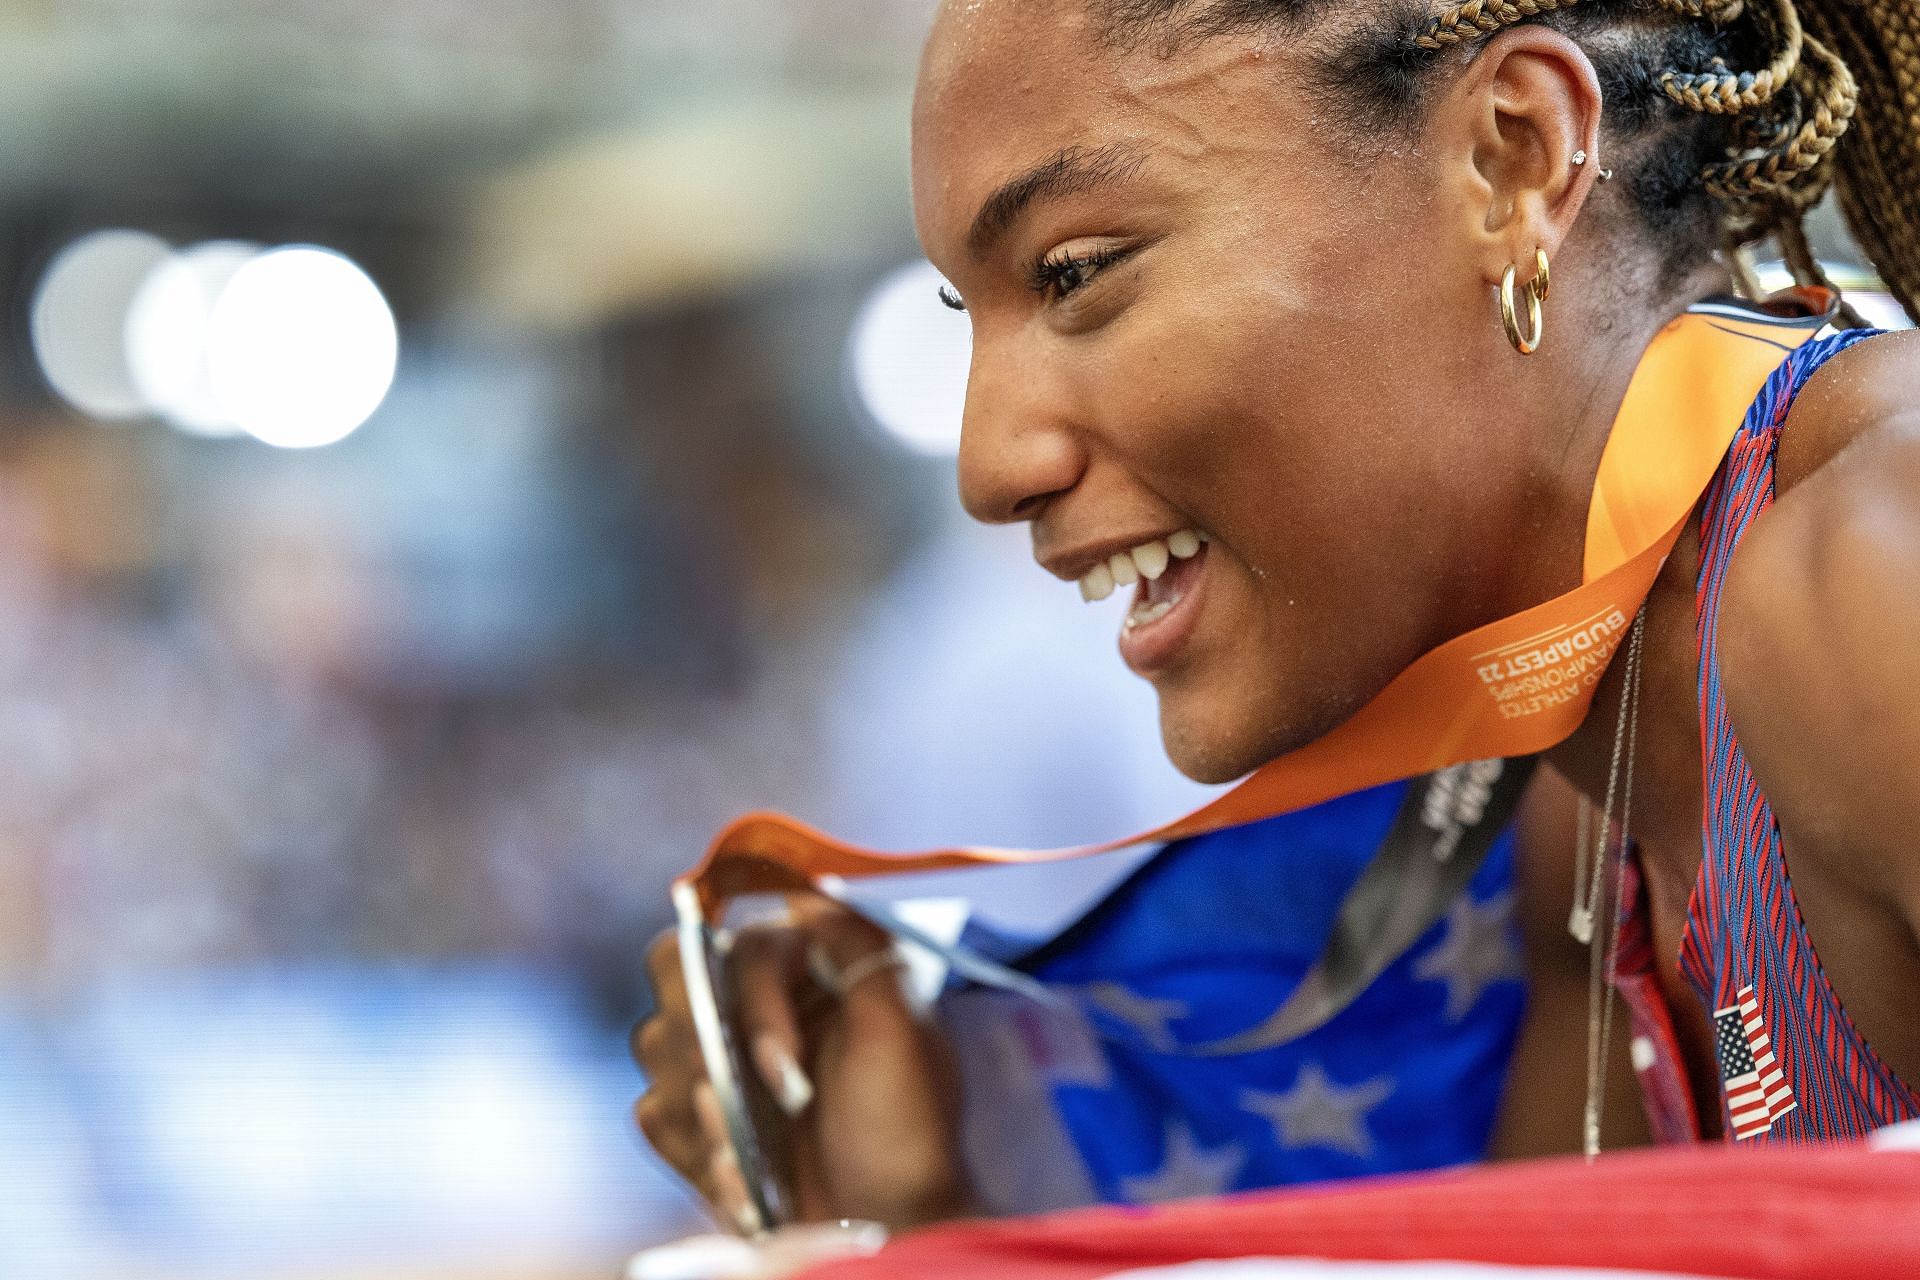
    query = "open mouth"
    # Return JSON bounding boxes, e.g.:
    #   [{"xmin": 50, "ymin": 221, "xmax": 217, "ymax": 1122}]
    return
[{"xmin": 1075, "ymin": 529, "xmax": 1211, "ymax": 674}]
